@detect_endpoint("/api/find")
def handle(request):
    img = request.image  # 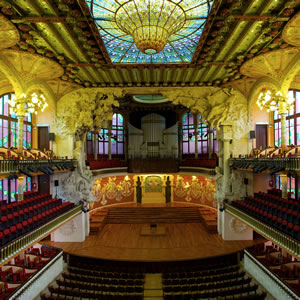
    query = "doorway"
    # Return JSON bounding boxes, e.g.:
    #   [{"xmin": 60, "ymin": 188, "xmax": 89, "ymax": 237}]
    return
[
  {"xmin": 255, "ymin": 125, "xmax": 267, "ymax": 150},
  {"xmin": 38, "ymin": 126, "xmax": 49, "ymax": 151},
  {"xmin": 38, "ymin": 175, "xmax": 50, "ymax": 195}
]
